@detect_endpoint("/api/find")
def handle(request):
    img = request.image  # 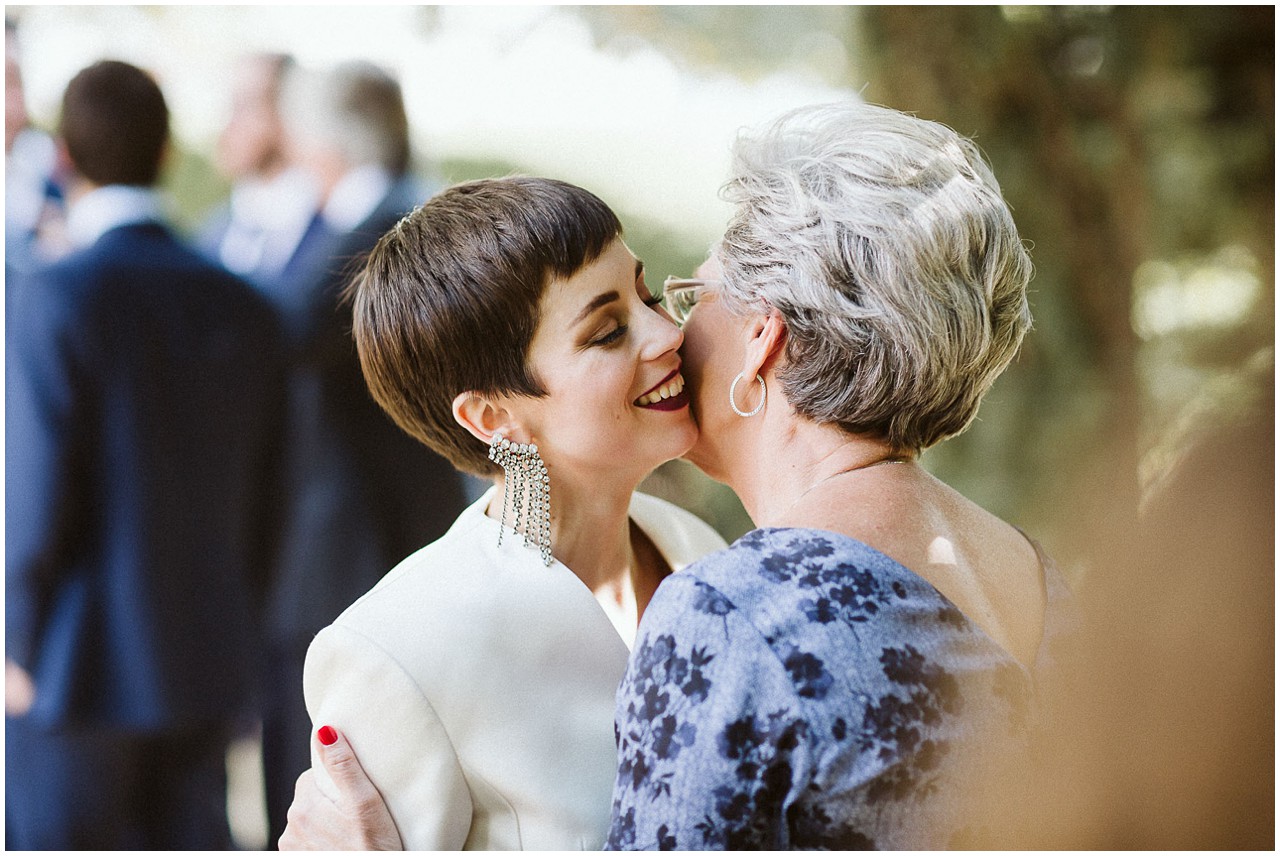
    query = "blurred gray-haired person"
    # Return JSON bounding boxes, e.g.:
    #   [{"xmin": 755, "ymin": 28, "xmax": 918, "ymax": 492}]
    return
[{"xmin": 256, "ymin": 59, "xmax": 468, "ymax": 847}]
